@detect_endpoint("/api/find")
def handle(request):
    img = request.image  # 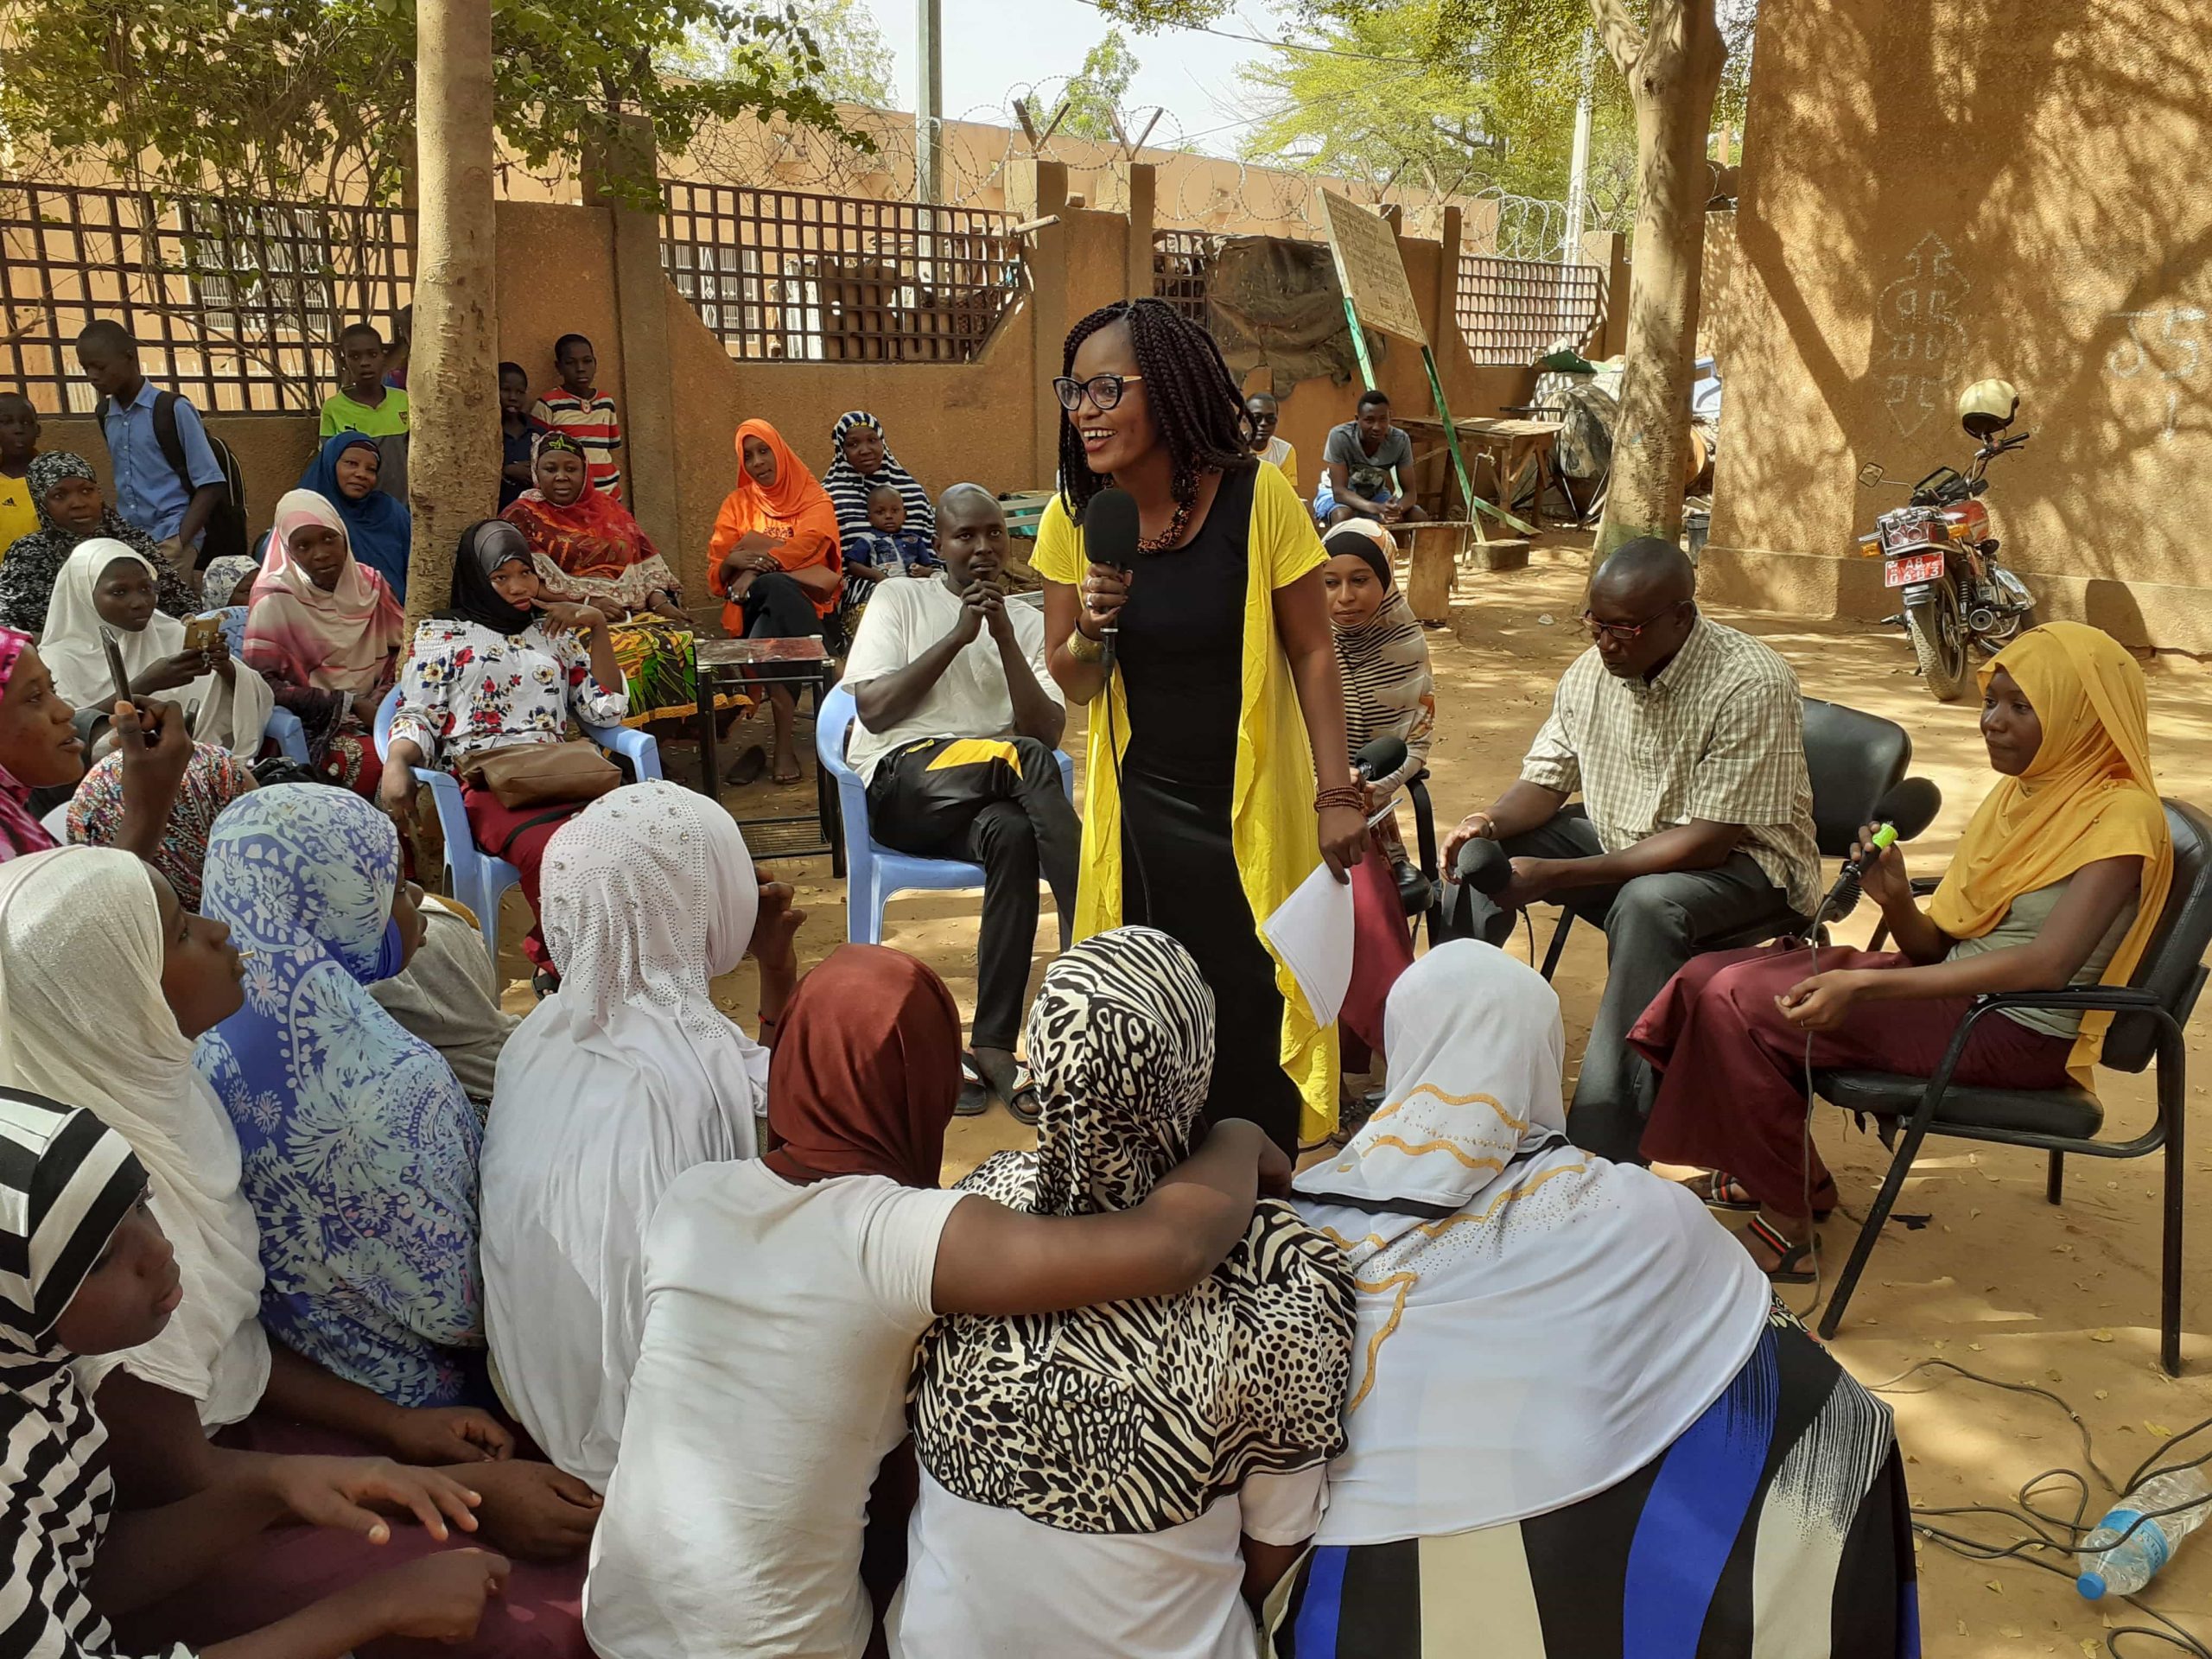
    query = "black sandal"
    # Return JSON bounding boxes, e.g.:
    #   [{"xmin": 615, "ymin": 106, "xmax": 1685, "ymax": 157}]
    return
[
  {"xmin": 1744, "ymin": 1215, "xmax": 1818, "ymax": 1285},
  {"xmin": 955, "ymin": 1052, "xmax": 992, "ymax": 1117},
  {"xmin": 1001, "ymin": 1059, "xmax": 1040, "ymax": 1127}
]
